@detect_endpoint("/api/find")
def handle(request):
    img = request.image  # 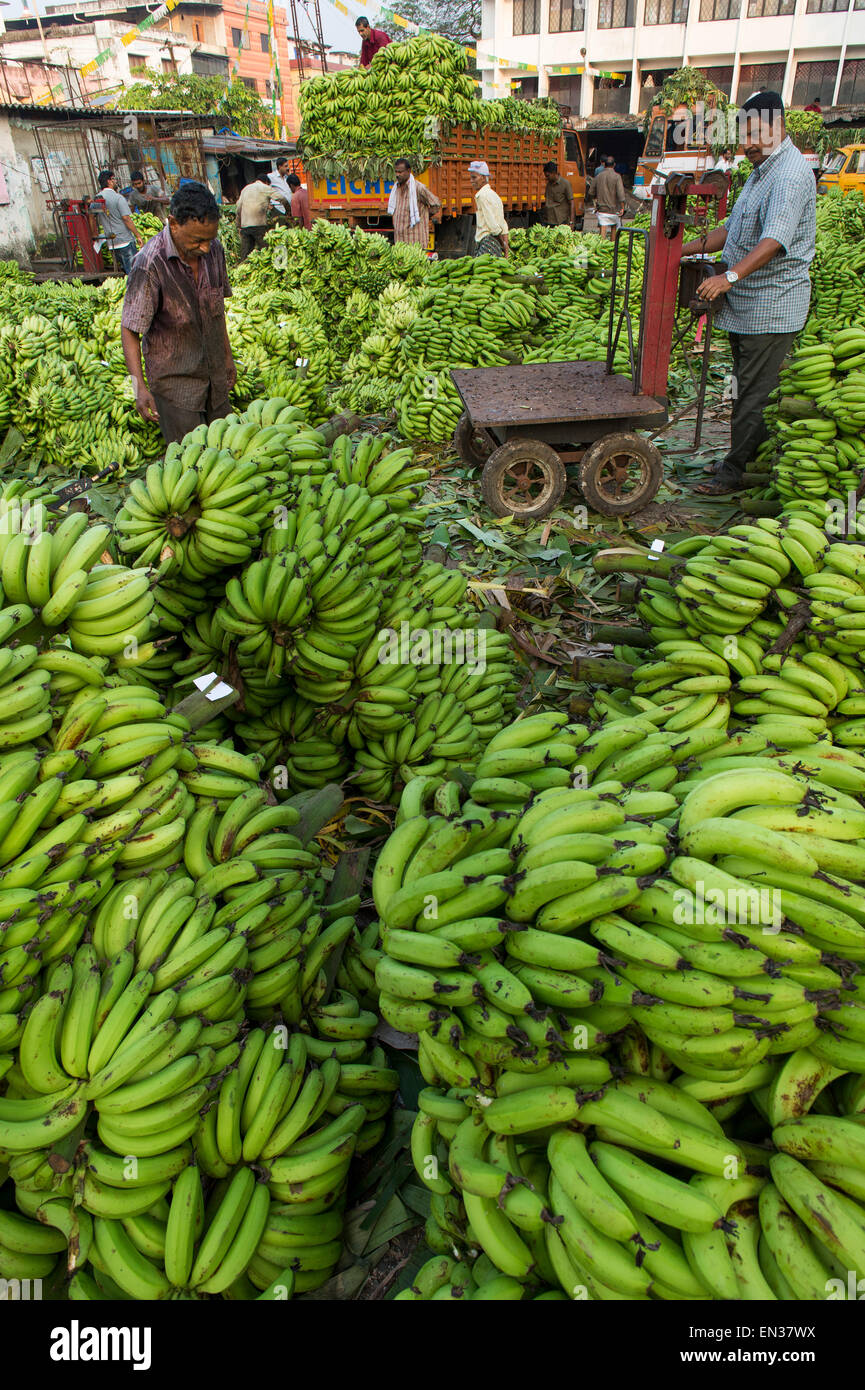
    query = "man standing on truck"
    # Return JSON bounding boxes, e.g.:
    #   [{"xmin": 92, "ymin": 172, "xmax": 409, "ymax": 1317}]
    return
[
  {"xmin": 593, "ymin": 157, "xmax": 626, "ymax": 239},
  {"xmin": 235, "ymin": 173, "xmax": 291, "ymax": 260},
  {"xmin": 356, "ymin": 17, "xmax": 390, "ymax": 66},
  {"xmin": 268, "ymin": 157, "xmax": 295, "ymax": 212},
  {"xmin": 121, "ymin": 181, "xmax": 235, "ymax": 447},
  {"xmin": 685, "ymin": 91, "xmax": 816, "ymax": 496},
  {"xmin": 468, "ymin": 161, "xmax": 509, "ymax": 258},
  {"xmin": 542, "ymin": 162, "xmax": 575, "ymax": 227},
  {"xmin": 388, "ymin": 158, "xmax": 442, "ymax": 247}
]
